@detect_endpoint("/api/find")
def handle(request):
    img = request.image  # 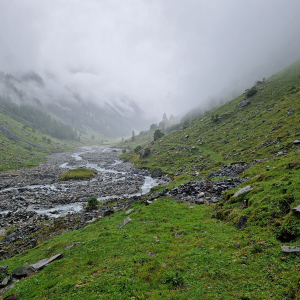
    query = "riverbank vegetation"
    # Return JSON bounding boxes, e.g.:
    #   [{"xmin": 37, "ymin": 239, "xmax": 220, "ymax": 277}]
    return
[{"xmin": 58, "ymin": 168, "xmax": 97, "ymax": 181}]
